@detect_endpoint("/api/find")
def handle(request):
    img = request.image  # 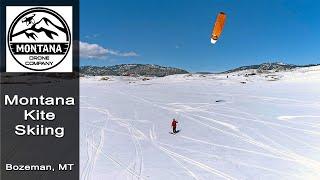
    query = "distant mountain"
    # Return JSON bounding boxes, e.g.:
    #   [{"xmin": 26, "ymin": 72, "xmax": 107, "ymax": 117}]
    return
[
  {"xmin": 80, "ymin": 63, "xmax": 319, "ymax": 77},
  {"xmin": 223, "ymin": 62, "xmax": 320, "ymax": 74},
  {"xmin": 80, "ymin": 64, "xmax": 189, "ymax": 77}
]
